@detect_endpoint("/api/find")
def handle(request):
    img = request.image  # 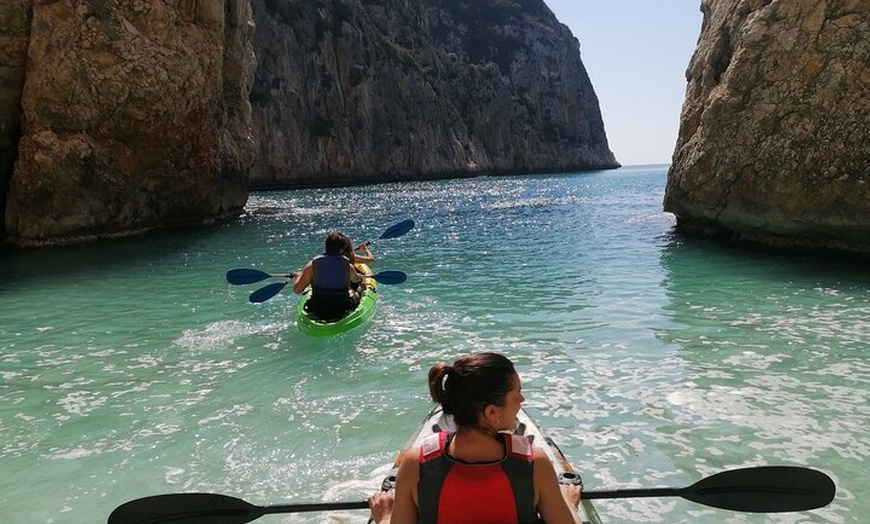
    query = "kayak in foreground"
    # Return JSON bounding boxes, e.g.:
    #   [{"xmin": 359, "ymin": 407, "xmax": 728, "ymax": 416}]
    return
[
  {"xmin": 296, "ymin": 263, "xmax": 378, "ymax": 337},
  {"xmin": 373, "ymin": 405, "xmax": 605, "ymax": 524},
  {"xmin": 106, "ymin": 424, "xmax": 834, "ymax": 523}
]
